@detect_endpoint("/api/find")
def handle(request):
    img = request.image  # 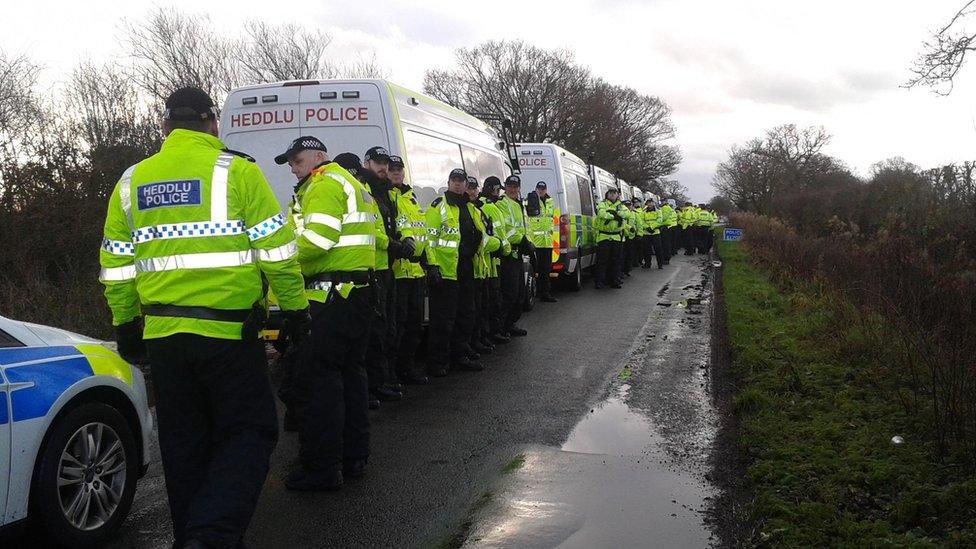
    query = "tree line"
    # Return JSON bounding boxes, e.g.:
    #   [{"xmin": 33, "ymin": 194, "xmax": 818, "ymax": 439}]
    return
[{"xmin": 423, "ymin": 40, "xmax": 684, "ymax": 199}]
